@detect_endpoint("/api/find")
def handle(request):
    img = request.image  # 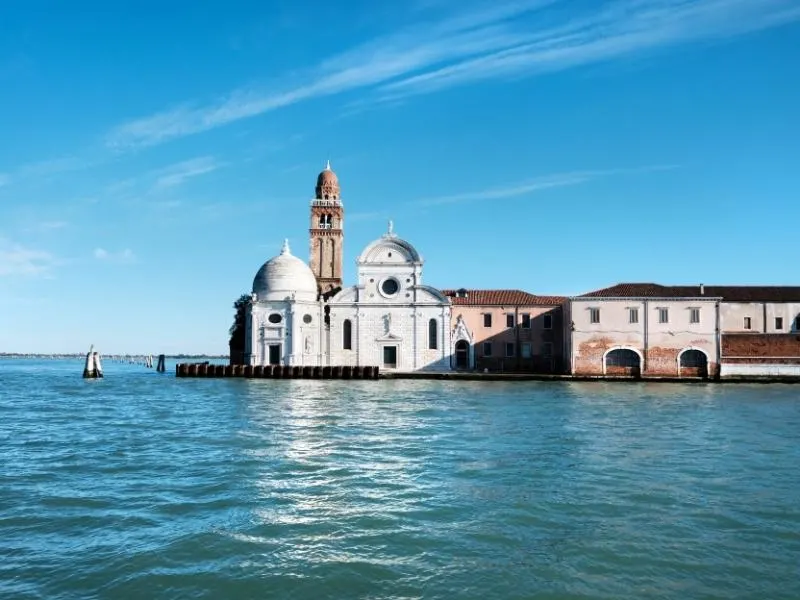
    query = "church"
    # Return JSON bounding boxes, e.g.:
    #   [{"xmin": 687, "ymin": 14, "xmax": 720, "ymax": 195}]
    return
[{"xmin": 244, "ymin": 162, "xmax": 453, "ymax": 372}]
